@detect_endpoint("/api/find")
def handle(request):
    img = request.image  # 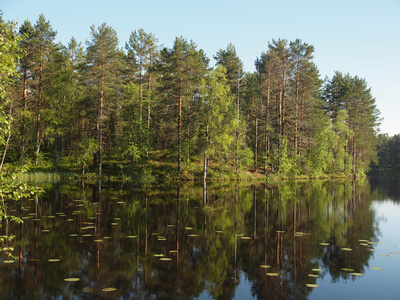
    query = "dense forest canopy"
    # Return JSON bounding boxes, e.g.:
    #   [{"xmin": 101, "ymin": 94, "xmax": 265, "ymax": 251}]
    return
[{"xmin": 0, "ymin": 13, "xmax": 383, "ymax": 179}]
